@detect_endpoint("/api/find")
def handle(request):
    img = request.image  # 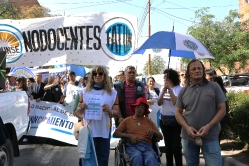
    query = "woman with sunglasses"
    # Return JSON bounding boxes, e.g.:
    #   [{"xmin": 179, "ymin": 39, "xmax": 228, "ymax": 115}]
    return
[{"xmin": 76, "ymin": 65, "xmax": 122, "ymax": 166}]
